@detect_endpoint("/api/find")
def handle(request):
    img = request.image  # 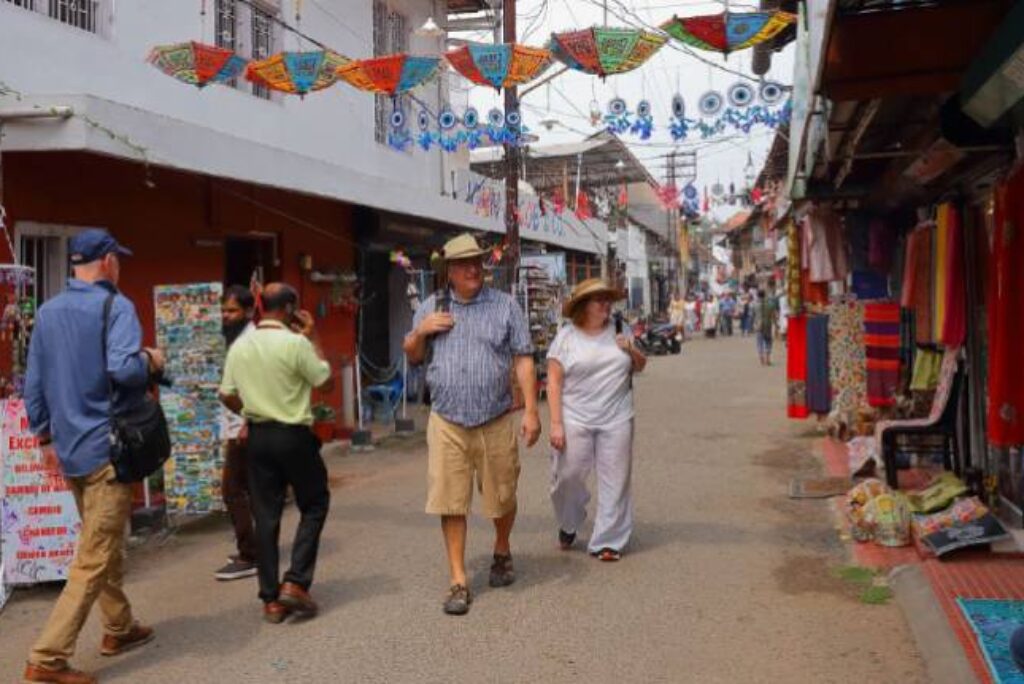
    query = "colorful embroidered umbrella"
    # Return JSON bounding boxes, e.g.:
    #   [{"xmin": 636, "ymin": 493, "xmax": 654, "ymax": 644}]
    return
[
  {"xmin": 335, "ymin": 54, "xmax": 441, "ymax": 95},
  {"xmin": 445, "ymin": 43, "xmax": 552, "ymax": 91},
  {"xmin": 146, "ymin": 42, "xmax": 248, "ymax": 88},
  {"xmin": 245, "ymin": 50, "xmax": 350, "ymax": 96},
  {"xmin": 548, "ymin": 27, "xmax": 667, "ymax": 78},
  {"xmin": 660, "ymin": 11, "xmax": 796, "ymax": 55}
]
